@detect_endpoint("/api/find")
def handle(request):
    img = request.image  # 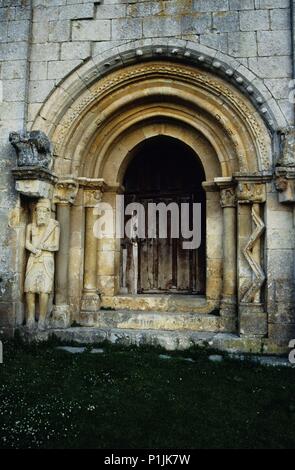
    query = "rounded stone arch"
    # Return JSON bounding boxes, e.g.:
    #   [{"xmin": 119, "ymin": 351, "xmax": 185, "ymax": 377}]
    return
[
  {"xmin": 31, "ymin": 41, "xmax": 277, "ymax": 181},
  {"xmin": 100, "ymin": 120, "xmax": 221, "ymax": 185},
  {"xmin": 30, "ymin": 46, "xmax": 279, "ymax": 333}
]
